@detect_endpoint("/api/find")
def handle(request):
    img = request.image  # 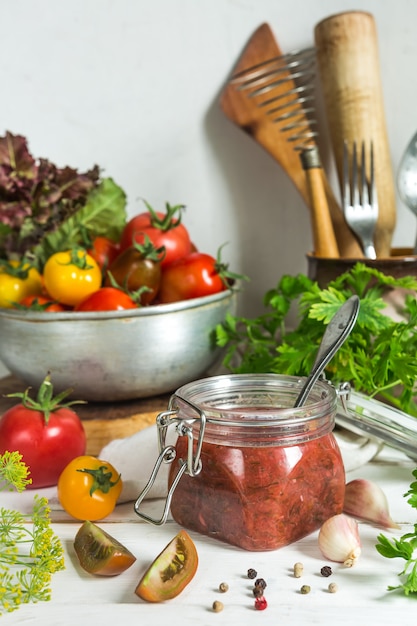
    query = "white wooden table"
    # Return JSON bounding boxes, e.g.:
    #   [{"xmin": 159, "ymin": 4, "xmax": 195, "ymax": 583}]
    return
[{"xmin": 2, "ymin": 445, "xmax": 417, "ymax": 626}]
